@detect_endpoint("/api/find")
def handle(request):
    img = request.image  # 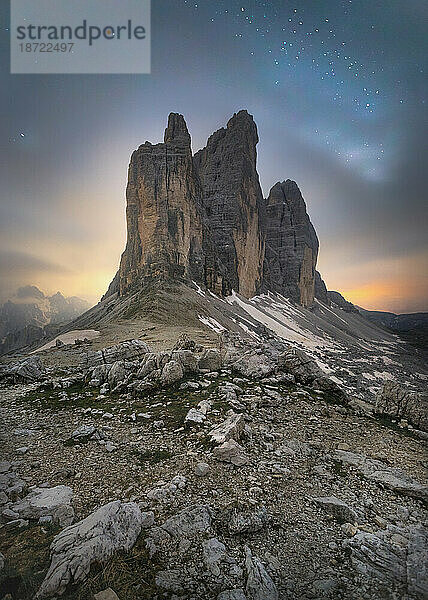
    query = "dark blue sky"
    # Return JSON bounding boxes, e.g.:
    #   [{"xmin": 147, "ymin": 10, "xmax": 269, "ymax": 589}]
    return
[{"xmin": 1, "ymin": 0, "xmax": 427, "ymax": 311}]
